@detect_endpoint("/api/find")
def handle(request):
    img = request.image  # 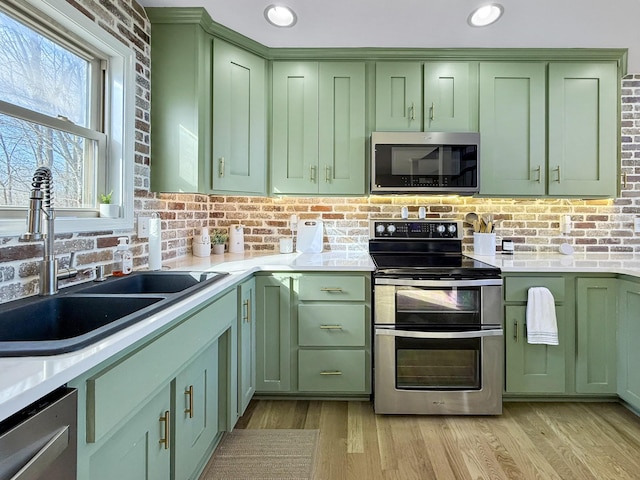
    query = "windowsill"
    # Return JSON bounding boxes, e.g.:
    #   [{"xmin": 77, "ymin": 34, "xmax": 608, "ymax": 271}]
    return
[{"xmin": 0, "ymin": 215, "xmax": 134, "ymax": 237}]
